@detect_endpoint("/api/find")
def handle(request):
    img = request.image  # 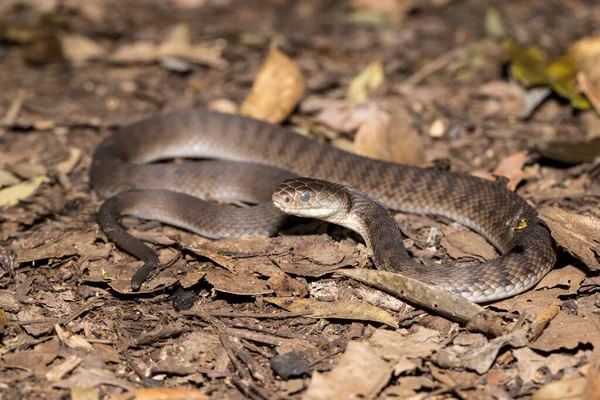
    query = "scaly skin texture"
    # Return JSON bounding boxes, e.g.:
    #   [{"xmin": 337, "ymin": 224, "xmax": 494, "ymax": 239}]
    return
[{"xmin": 91, "ymin": 109, "xmax": 556, "ymax": 299}]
